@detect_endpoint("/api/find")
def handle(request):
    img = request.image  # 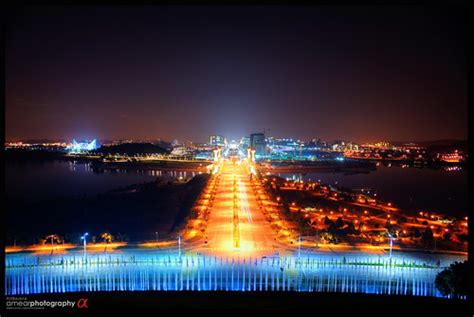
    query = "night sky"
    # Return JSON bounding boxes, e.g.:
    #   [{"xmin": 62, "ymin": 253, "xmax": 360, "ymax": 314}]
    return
[{"xmin": 6, "ymin": 5, "xmax": 467, "ymax": 143}]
